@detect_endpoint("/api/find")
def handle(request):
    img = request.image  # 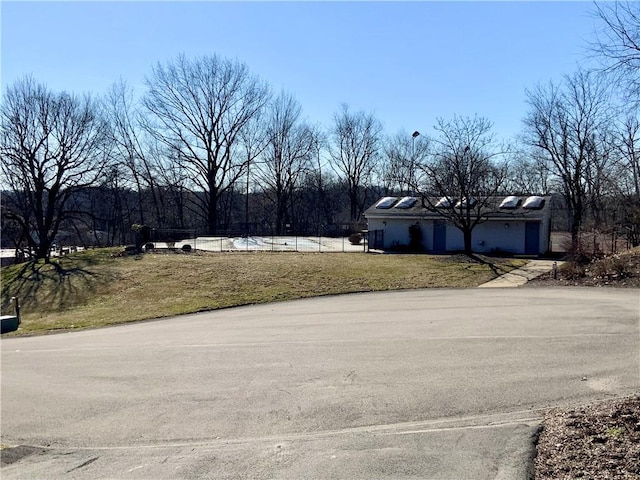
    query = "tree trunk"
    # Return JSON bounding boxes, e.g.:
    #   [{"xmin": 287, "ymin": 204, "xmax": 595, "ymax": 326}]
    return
[
  {"xmin": 463, "ymin": 228, "xmax": 473, "ymax": 255},
  {"xmin": 207, "ymin": 190, "xmax": 218, "ymax": 235}
]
